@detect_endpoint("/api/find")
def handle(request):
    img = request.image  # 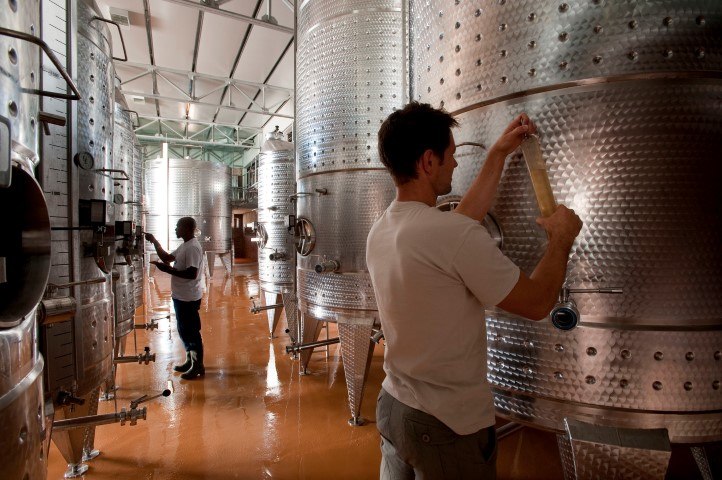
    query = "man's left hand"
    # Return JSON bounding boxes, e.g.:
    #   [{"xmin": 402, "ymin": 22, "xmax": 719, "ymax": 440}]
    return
[
  {"xmin": 489, "ymin": 113, "xmax": 537, "ymax": 158},
  {"xmin": 151, "ymin": 260, "xmax": 170, "ymax": 273}
]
